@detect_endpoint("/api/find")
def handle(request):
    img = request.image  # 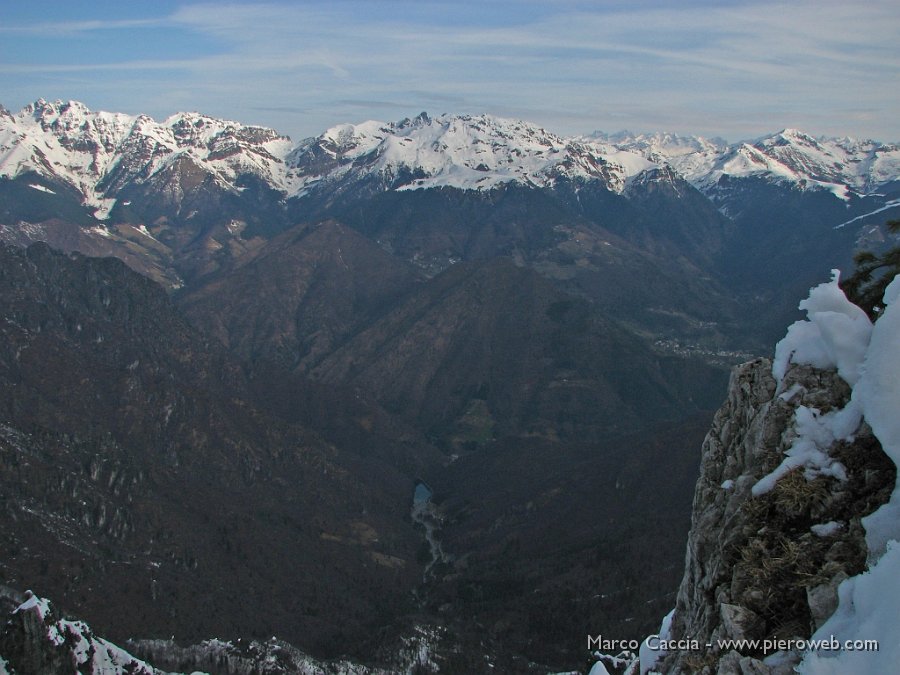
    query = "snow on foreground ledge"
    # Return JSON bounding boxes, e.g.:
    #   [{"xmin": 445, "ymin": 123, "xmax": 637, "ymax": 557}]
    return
[
  {"xmin": 772, "ymin": 270, "xmax": 872, "ymax": 387},
  {"xmin": 753, "ymin": 270, "xmax": 872, "ymax": 497},
  {"xmin": 796, "ymin": 274, "xmax": 900, "ymax": 673},
  {"xmin": 765, "ymin": 271, "xmax": 900, "ymax": 551},
  {"xmin": 762, "ymin": 271, "xmax": 900, "ymax": 672}
]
